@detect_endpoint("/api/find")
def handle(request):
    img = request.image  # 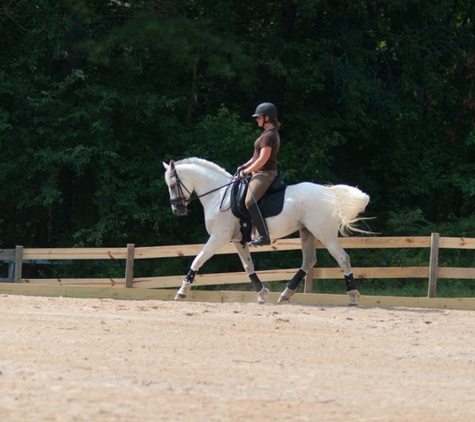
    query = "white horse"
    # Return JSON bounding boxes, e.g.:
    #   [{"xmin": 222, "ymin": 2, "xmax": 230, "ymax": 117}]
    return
[{"xmin": 163, "ymin": 157, "xmax": 370, "ymax": 305}]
